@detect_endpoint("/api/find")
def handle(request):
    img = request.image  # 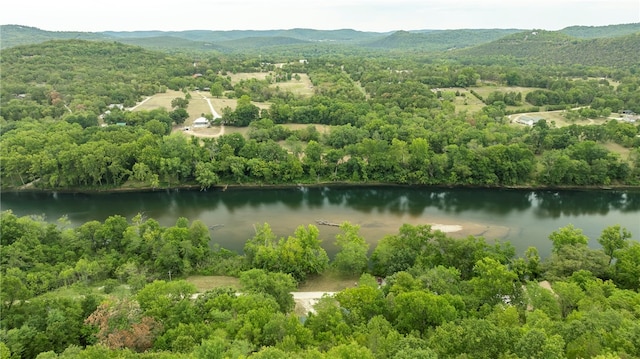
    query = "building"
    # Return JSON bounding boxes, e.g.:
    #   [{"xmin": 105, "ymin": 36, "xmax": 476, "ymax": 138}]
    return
[
  {"xmin": 514, "ymin": 115, "xmax": 541, "ymax": 126},
  {"xmin": 193, "ymin": 117, "xmax": 210, "ymax": 128}
]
